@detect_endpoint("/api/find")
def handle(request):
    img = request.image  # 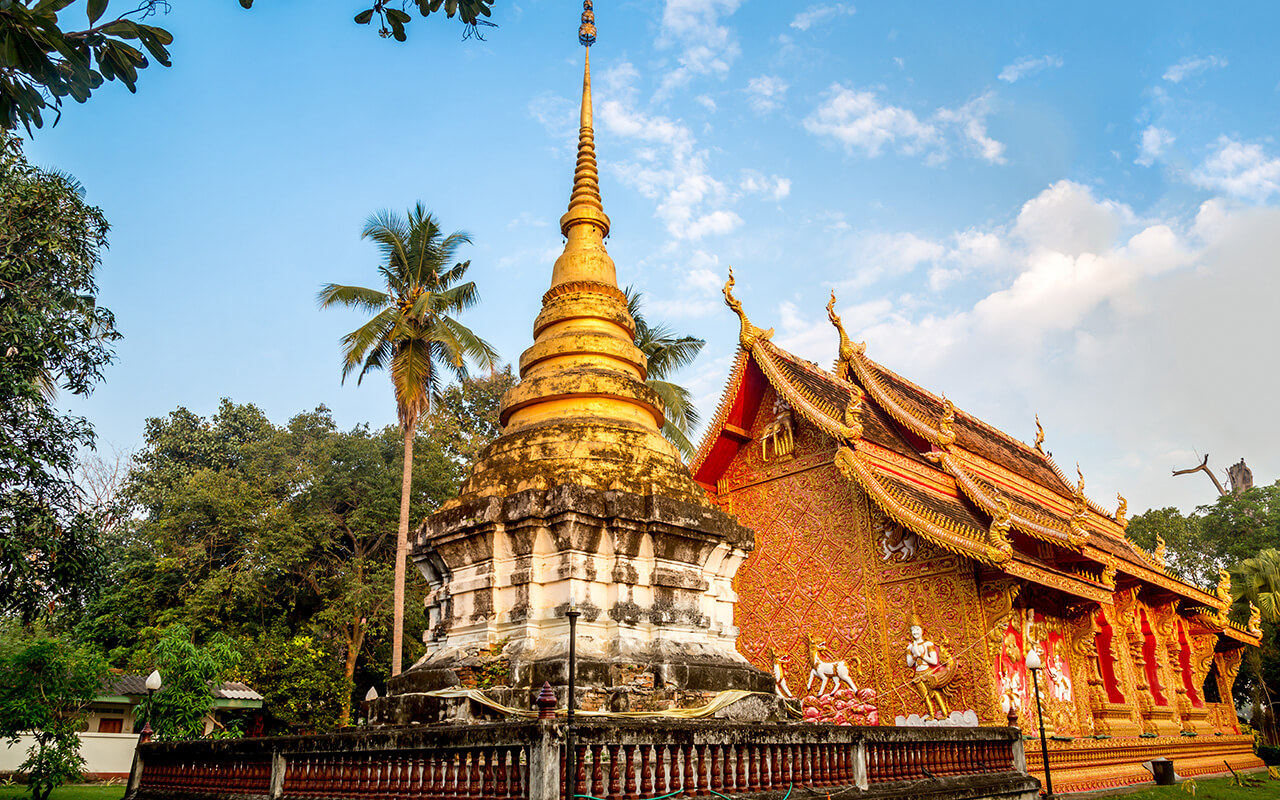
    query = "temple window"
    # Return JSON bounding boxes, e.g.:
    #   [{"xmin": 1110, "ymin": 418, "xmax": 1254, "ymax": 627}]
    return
[
  {"xmin": 1140, "ymin": 610, "xmax": 1167, "ymax": 705},
  {"xmin": 1095, "ymin": 610, "xmax": 1125, "ymax": 704}
]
